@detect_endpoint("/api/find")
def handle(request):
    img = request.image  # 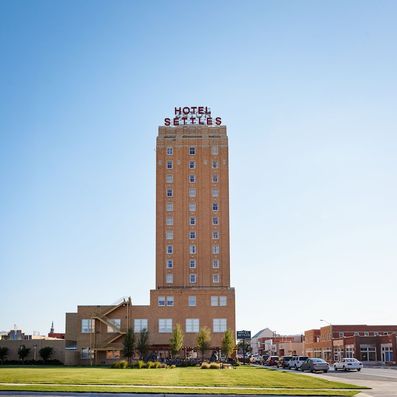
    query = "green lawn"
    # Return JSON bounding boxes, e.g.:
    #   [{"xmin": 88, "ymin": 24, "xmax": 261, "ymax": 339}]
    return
[{"xmin": 0, "ymin": 366, "xmax": 364, "ymax": 396}]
